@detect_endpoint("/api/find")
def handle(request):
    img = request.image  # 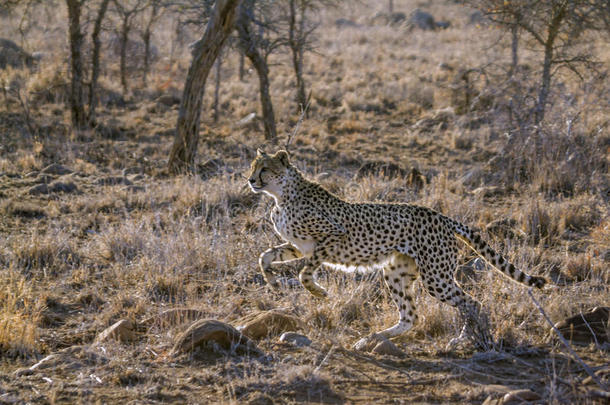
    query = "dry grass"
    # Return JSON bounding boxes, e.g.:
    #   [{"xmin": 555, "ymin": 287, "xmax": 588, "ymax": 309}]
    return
[{"xmin": 0, "ymin": 0, "xmax": 608, "ymax": 403}]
